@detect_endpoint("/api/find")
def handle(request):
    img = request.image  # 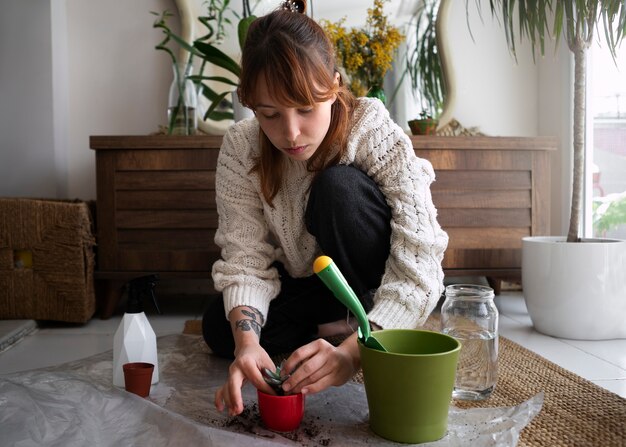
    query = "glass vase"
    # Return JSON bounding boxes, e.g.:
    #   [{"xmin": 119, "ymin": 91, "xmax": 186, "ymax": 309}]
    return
[
  {"xmin": 167, "ymin": 63, "xmax": 197, "ymax": 135},
  {"xmin": 231, "ymin": 90, "xmax": 254, "ymax": 122}
]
